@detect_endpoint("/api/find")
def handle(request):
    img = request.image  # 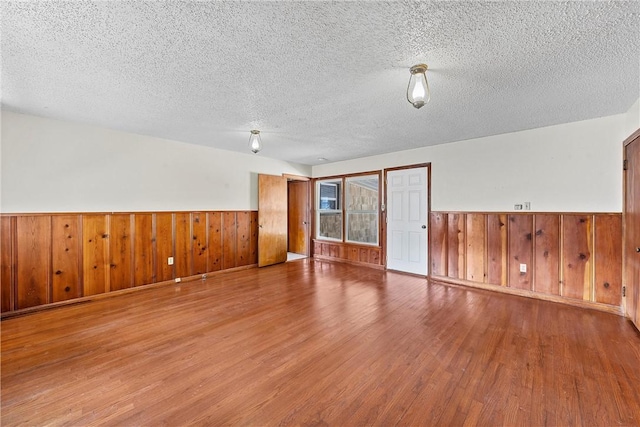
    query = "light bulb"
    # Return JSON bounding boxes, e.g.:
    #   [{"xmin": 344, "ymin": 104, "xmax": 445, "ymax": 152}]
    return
[
  {"xmin": 407, "ymin": 64, "xmax": 430, "ymax": 109},
  {"xmin": 249, "ymin": 130, "xmax": 262, "ymax": 154}
]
